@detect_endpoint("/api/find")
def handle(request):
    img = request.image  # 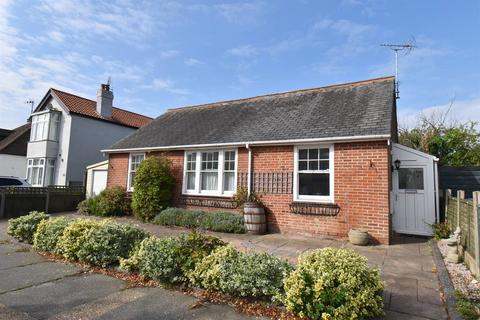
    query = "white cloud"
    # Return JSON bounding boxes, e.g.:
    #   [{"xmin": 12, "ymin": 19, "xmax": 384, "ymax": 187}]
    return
[
  {"xmin": 141, "ymin": 78, "xmax": 189, "ymax": 95},
  {"xmin": 184, "ymin": 58, "xmax": 203, "ymax": 66},
  {"xmin": 213, "ymin": 2, "xmax": 265, "ymax": 24},
  {"xmin": 159, "ymin": 50, "xmax": 180, "ymax": 59},
  {"xmin": 399, "ymin": 97, "xmax": 480, "ymax": 129},
  {"xmin": 227, "ymin": 44, "xmax": 259, "ymax": 57}
]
